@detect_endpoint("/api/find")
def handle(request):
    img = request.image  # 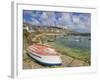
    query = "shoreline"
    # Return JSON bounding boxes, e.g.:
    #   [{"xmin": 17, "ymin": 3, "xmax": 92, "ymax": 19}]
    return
[{"xmin": 23, "ymin": 49, "xmax": 90, "ymax": 69}]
